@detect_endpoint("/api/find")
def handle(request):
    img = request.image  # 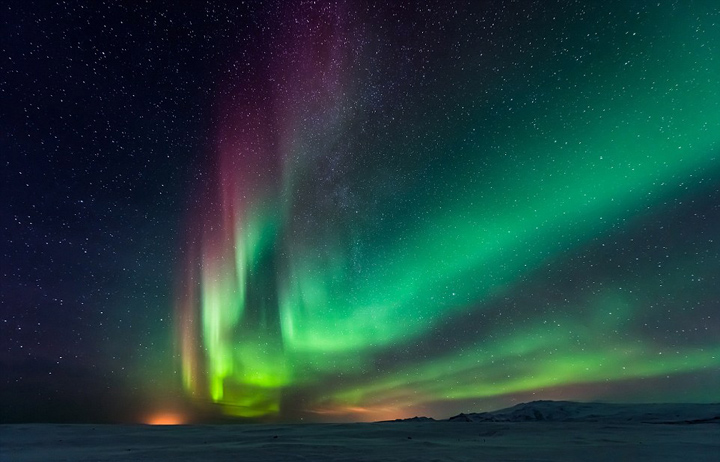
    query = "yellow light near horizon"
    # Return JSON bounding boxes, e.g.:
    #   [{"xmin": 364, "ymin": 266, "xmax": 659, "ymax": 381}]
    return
[{"xmin": 144, "ymin": 412, "xmax": 187, "ymax": 425}]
